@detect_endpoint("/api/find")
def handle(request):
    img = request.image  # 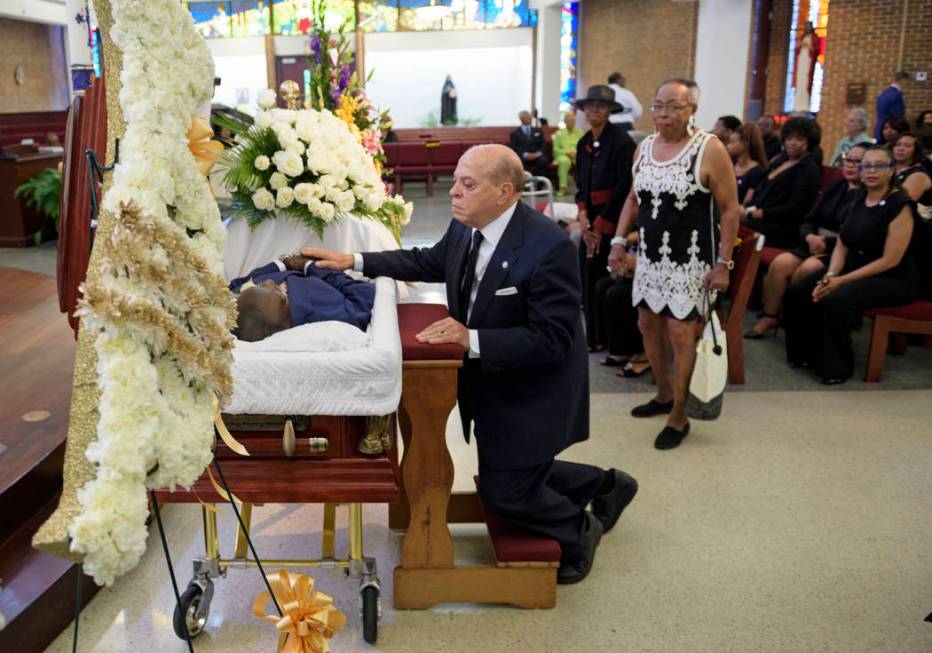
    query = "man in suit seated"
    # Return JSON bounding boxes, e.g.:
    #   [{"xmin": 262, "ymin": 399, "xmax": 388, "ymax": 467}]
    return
[
  {"xmin": 509, "ymin": 110, "xmax": 549, "ymax": 177},
  {"xmin": 301, "ymin": 144, "xmax": 638, "ymax": 584},
  {"xmin": 229, "ymin": 255, "xmax": 375, "ymax": 341}
]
